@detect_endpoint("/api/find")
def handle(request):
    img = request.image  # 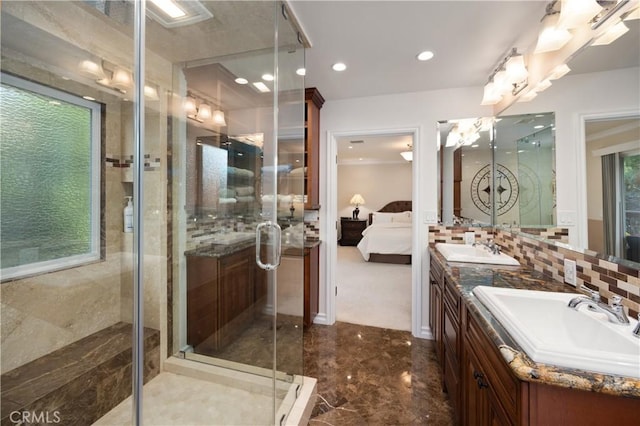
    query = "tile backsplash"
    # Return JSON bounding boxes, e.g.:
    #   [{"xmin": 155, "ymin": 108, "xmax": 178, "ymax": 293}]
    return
[{"xmin": 428, "ymin": 226, "xmax": 639, "ymax": 318}]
